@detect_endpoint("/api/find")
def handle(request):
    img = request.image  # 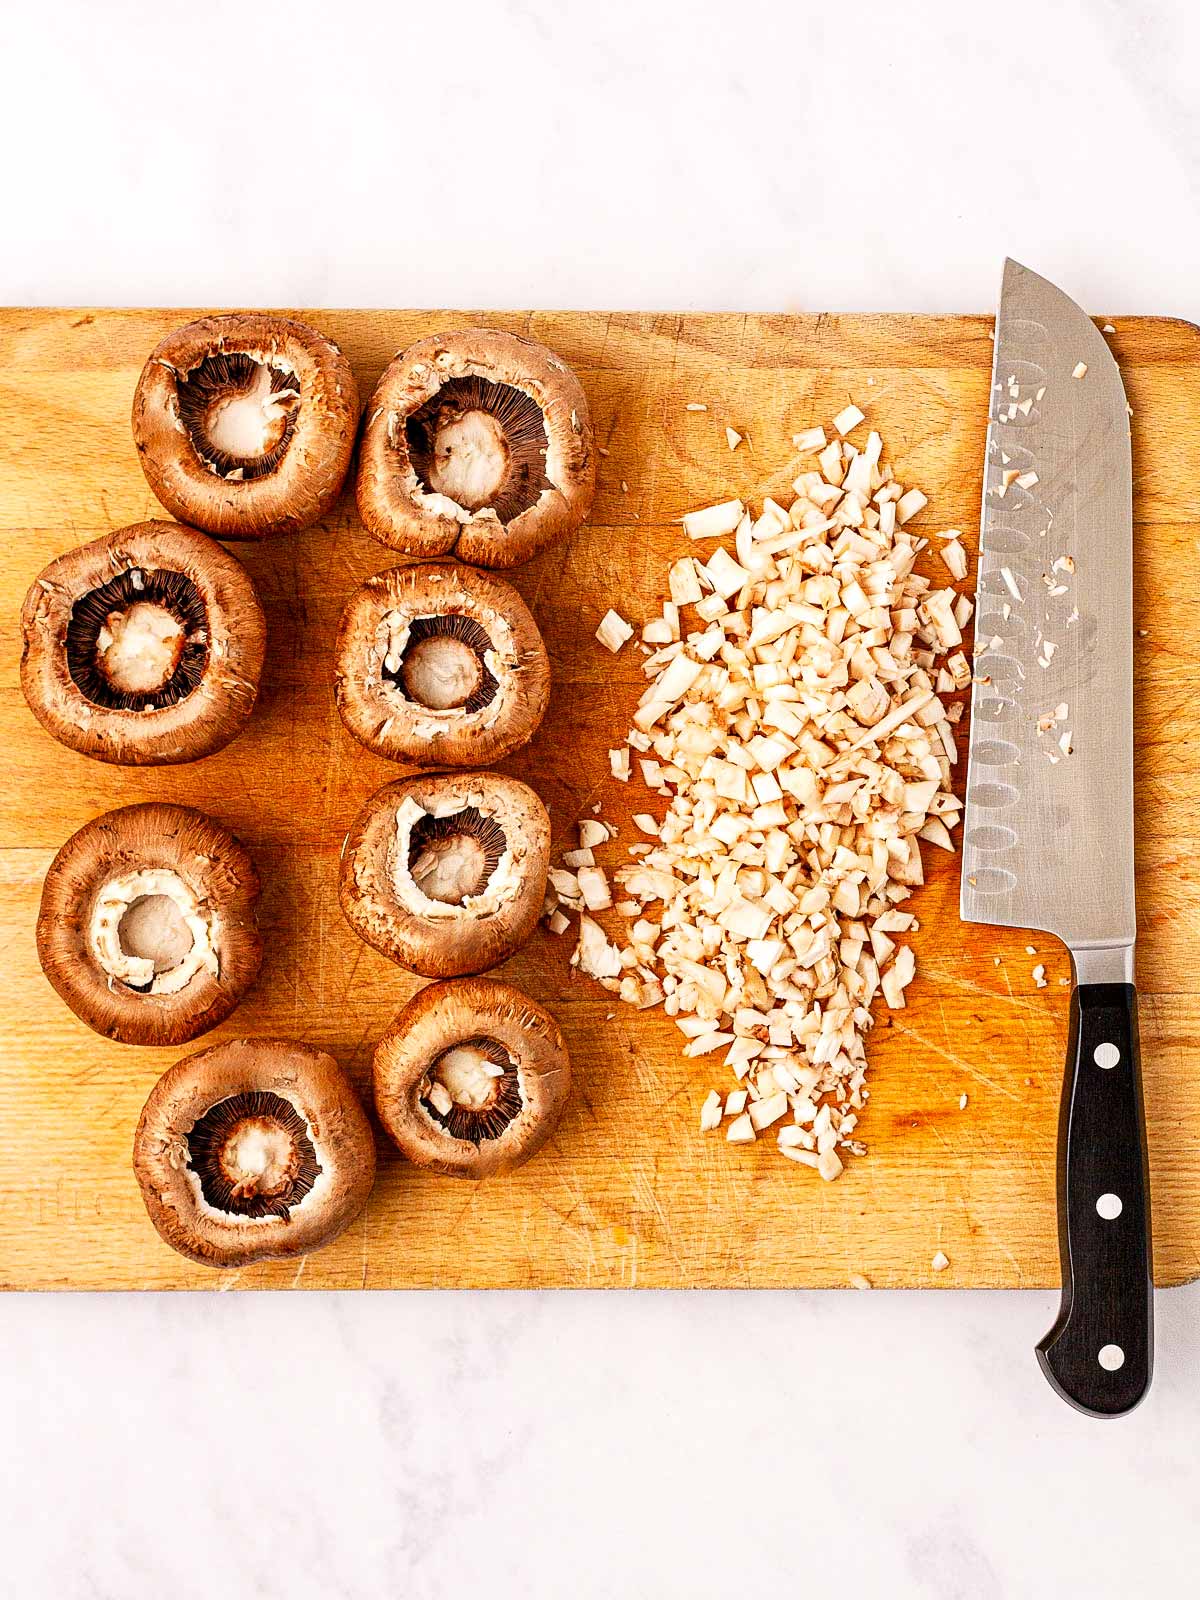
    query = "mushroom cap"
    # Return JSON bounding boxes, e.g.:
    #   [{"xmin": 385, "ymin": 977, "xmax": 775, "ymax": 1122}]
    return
[
  {"xmin": 132, "ymin": 314, "xmax": 359, "ymax": 539},
  {"xmin": 356, "ymin": 328, "xmax": 595, "ymax": 568},
  {"xmin": 373, "ymin": 978, "xmax": 570, "ymax": 1178},
  {"xmin": 37, "ymin": 802, "xmax": 262, "ymax": 1045},
  {"xmin": 334, "ymin": 560, "xmax": 551, "ymax": 767},
  {"xmin": 20, "ymin": 521, "xmax": 266, "ymax": 765},
  {"xmin": 340, "ymin": 772, "xmax": 550, "ymax": 978},
  {"xmin": 134, "ymin": 1037, "xmax": 376, "ymax": 1267}
]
